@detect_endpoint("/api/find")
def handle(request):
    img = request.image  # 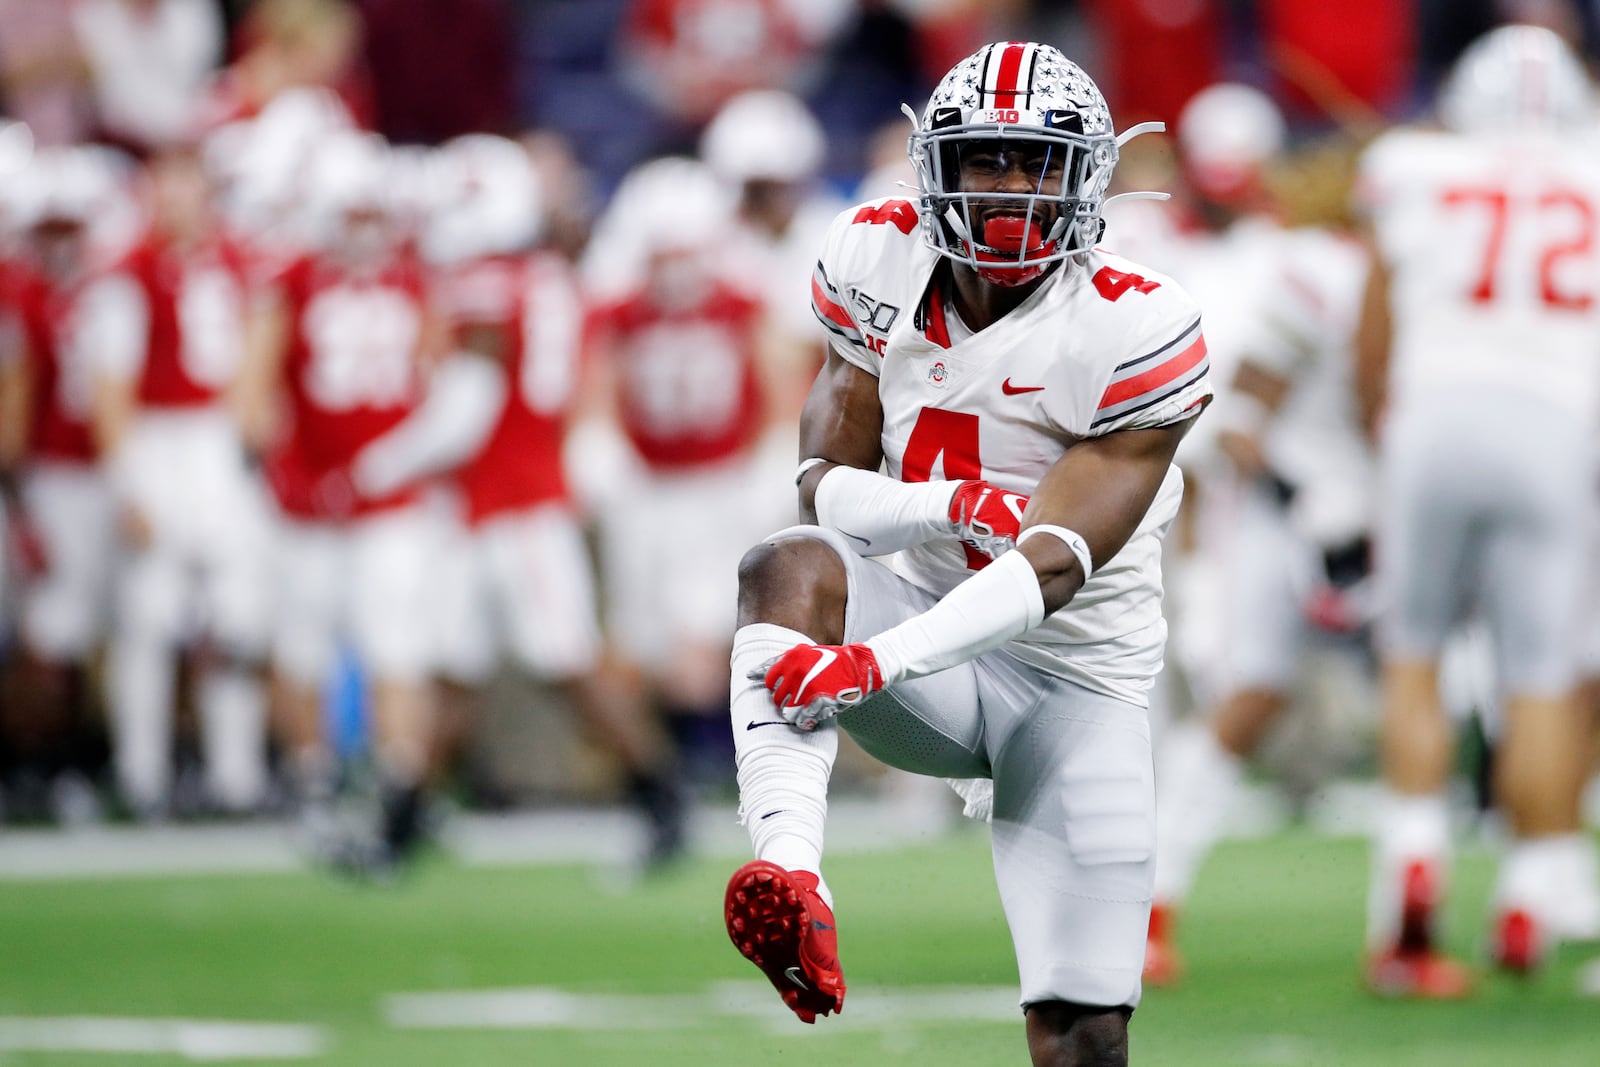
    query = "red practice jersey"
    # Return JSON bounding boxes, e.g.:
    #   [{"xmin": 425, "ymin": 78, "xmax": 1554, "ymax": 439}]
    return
[
  {"xmin": 116, "ymin": 235, "xmax": 252, "ymax": 409},
  {"xmin": 591, "ymin": 279, "xmax": 765, "ymax": 470},
  {"xmin": 266, "ymin": 252, "xmax": 428, "ymax": 520},
  {"xmin": 15, "ymin": 265, "xmax": 101, "ymax": 464},
  {"xmin": 438, "ymin": 252, "xmax": 581, "ymax": 524}
]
